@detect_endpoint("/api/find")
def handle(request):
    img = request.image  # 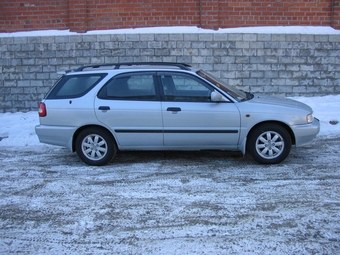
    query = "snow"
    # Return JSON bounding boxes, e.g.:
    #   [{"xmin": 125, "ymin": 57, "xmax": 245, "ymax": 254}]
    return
[
  {"xmin": 1, "ymin": 25, "xmax": 340, "ymax": 37},
  {"xmin": 0, "ymin": 25, "xmax": 339, "ymax": 254},
  {"xmin": 0, "ymin": 94, "xmax": 339, "ymax": 147}
]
